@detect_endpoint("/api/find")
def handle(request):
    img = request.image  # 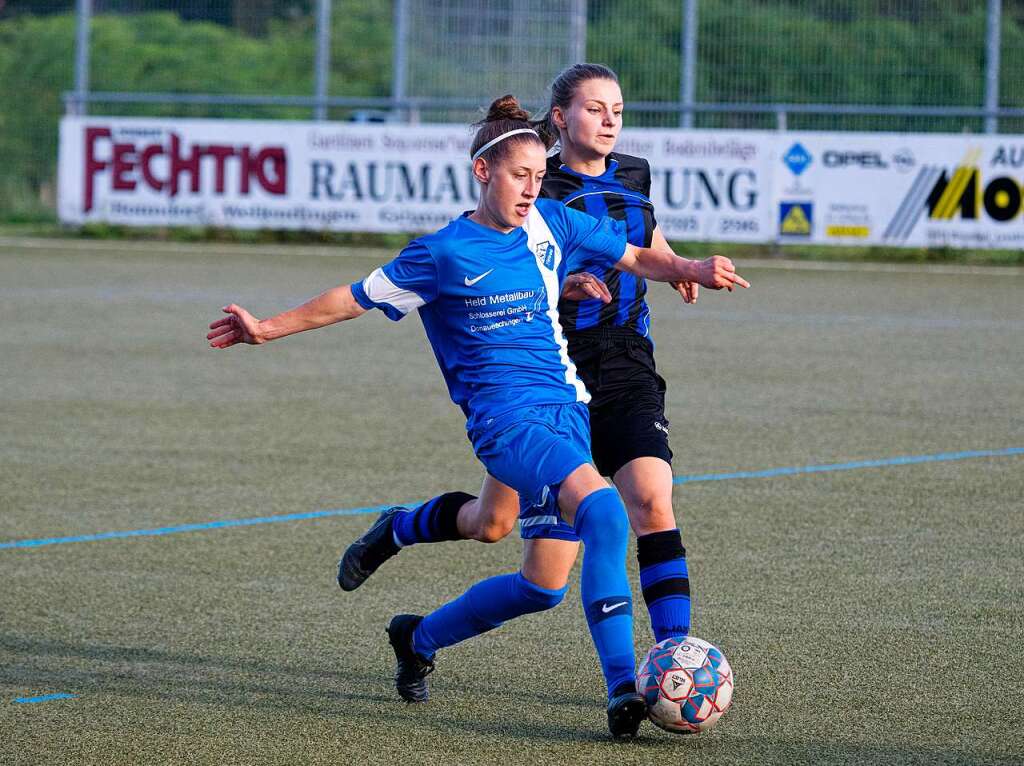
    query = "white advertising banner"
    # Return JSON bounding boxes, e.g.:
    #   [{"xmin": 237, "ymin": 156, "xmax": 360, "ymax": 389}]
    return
[
  {"xmin": 58, "ymin": 117, "xmax": 479, "ymax": 232},
  {"xmin": 57, "ymin": 117, "xmax": 775, "ymax": 240},
  {"xmin": 58, "ymin": 117, "xmax": 1024, "ymax": 249},
  {"xmin": 615, "ymin": 130, "xmax": 773, "ymax": 242},
  {"xmin": 772, "ymin": 132, "xmax": 1024, "ymax": 249}
]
